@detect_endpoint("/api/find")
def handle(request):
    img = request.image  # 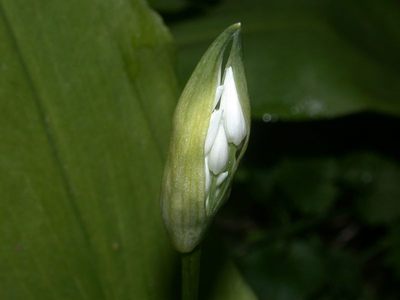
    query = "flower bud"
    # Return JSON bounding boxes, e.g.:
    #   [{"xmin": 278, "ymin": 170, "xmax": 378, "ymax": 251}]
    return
[
  {"xmin": 160, "ymin": 23, "xmax": 251, "ymax": 253},
  {"xmin": 207, "ymin": 117, "xmax": 229, "ymax": 174}
]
